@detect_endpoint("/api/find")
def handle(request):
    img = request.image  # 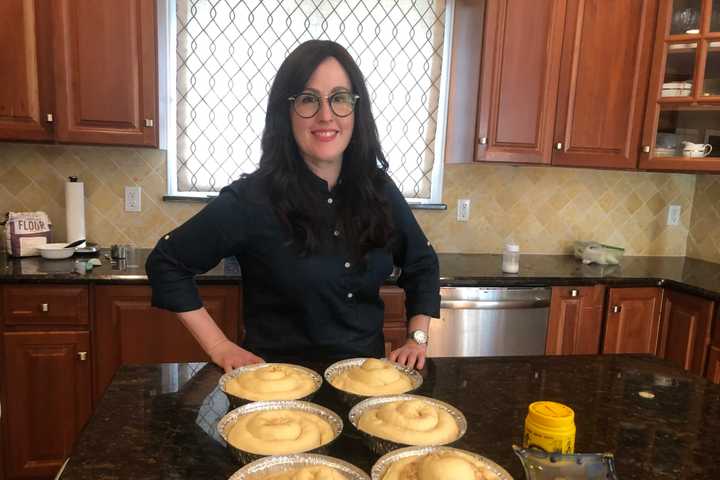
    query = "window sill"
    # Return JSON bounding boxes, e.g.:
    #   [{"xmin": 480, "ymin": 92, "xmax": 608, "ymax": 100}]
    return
[{"xmin": 163, "ymin": 195, "xmax": 447, "ymax": 210}]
